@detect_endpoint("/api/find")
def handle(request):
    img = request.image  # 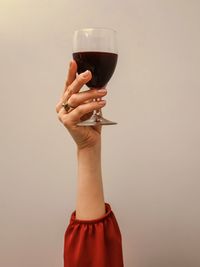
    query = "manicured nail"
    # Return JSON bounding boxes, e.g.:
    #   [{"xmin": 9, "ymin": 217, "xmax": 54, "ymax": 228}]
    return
[
  {"xmin": 99, "ymin": 100, "xmax": 106, "ymax": 106},
  {"xmin": 82, "ymin": 70, "xmax": 90, "ymax": 78},
  {"xmin": 98, "ymin": 89, "xmax": 107, "ymax": 94}
]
